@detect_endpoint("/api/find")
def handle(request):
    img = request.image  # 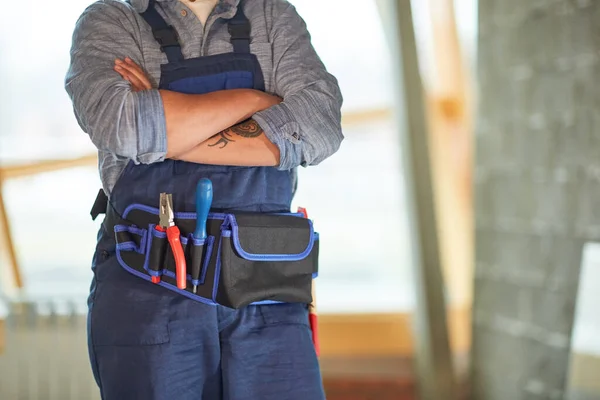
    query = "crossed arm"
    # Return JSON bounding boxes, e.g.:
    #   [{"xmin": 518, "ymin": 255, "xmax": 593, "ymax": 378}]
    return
[
  {"xmin": 114, "ymin": 58, "xmax": 280, "ymax": 167},
  {"xmin": 65, "ymin": 2, "xmax": 343, "ymax": 173},
  {"xmin": 189, "ymin": 119, "xmax": 280, "ymax": 167}
]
